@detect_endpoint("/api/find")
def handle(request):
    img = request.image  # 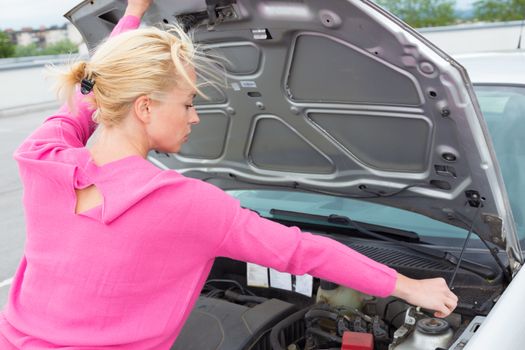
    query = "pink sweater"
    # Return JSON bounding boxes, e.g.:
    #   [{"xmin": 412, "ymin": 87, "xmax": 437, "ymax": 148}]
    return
[{"xmin": 0, "ymin": 16, "xmax": 397, "ymax": 349}]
